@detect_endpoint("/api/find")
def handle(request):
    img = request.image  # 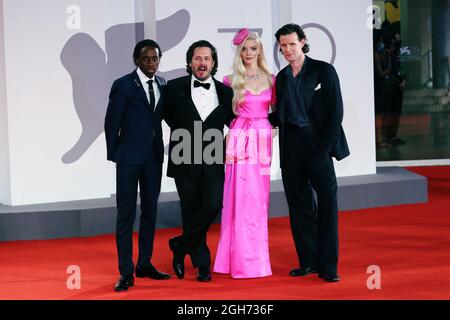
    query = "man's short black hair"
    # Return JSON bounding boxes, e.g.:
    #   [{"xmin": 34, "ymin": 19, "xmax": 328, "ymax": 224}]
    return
[
  {"xmin": 133, "ymin": 39, "xmax": 162, "ymax": 62},
  {"xmin": 185, "ymin": 40, "xmax": 218, "ymax": 76},
  {"xmin": 275, "ymin": 23, "xmax": 310, "ymax": 54}
]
